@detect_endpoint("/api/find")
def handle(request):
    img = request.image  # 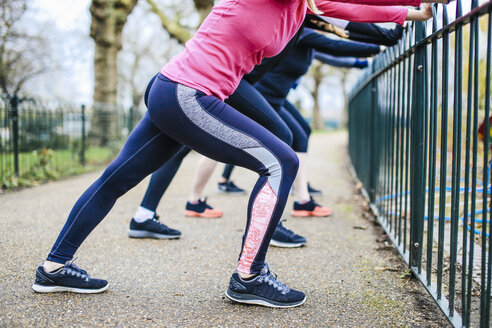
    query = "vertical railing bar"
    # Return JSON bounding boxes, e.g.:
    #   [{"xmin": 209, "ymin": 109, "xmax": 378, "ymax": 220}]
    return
[
  {"xmin": 422, "ymin": 42, "xmax": 430, "ymax": 264},
  {"xmin": 404, "ymin": 23, "xmax": 415, "ymax": 254},
  {"xmin": 386, "ymin": 64, "xmax": 391, "ymax": 224},
  {"xmin": 427, "ymin": 3, "xmax": 439, "ymax": 287},
  {"xmin": 449, "ymin": 1, "xmax": 465, "ymax": 324},
  {"xmin": 478, "ymin": 8, "xmax": 491, "ymax": 328},
  {"xmin": 396, "ymin": 43, "xmax": 403, "ymax": 245},
  {"xmin": 469, "ymin": 0, "xmax": 481, "ymax": 322},
  {"xmin": 381, "ymin": 70, "xmax": 387, "ymax": 221},
  {"xmin": 390, "ymin": 55, "xmax": 397, "ymax": 235},
  {"xmin": 484, "ymin": 10, "xmax": 492, "ymax": 326},
  {"xmin": 410, "ymin": 21, "xmax": 426, "ymax": 270},
  {"xmin": 464, "ymin": 6, "xmax": 476, "ymax": 325},
  {"xmin": 437, "ymin": 6, "xmax": 450, "ymax": 299}
]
